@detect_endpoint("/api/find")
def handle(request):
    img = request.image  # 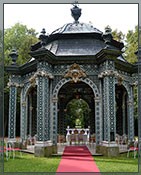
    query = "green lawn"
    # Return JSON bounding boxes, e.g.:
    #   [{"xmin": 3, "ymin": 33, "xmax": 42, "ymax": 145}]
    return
[
  {"xmin": 94, "ymin": 153, "xmax": 138, "ymax": 172},
  {"xmin": 4, "ymin": 152, "xmax": 138, "ymax": 172},
  {"xmin": 4, "ymin": 153, "xmax": 61, "ymax": 172}
]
